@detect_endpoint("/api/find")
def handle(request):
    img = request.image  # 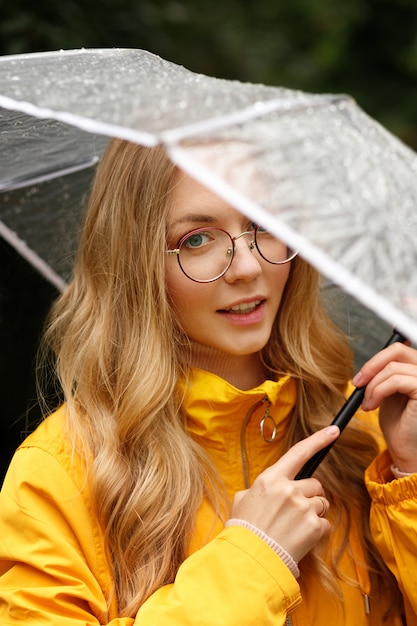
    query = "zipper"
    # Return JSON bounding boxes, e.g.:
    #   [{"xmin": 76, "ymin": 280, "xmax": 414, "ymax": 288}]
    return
[
  {"xmin": 240, "ymin": 397, "xmax": 294, "ymax": 626},
  {"xmin": 239, "ymin": 396, "xmax": 269, "ymax": 488}
]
